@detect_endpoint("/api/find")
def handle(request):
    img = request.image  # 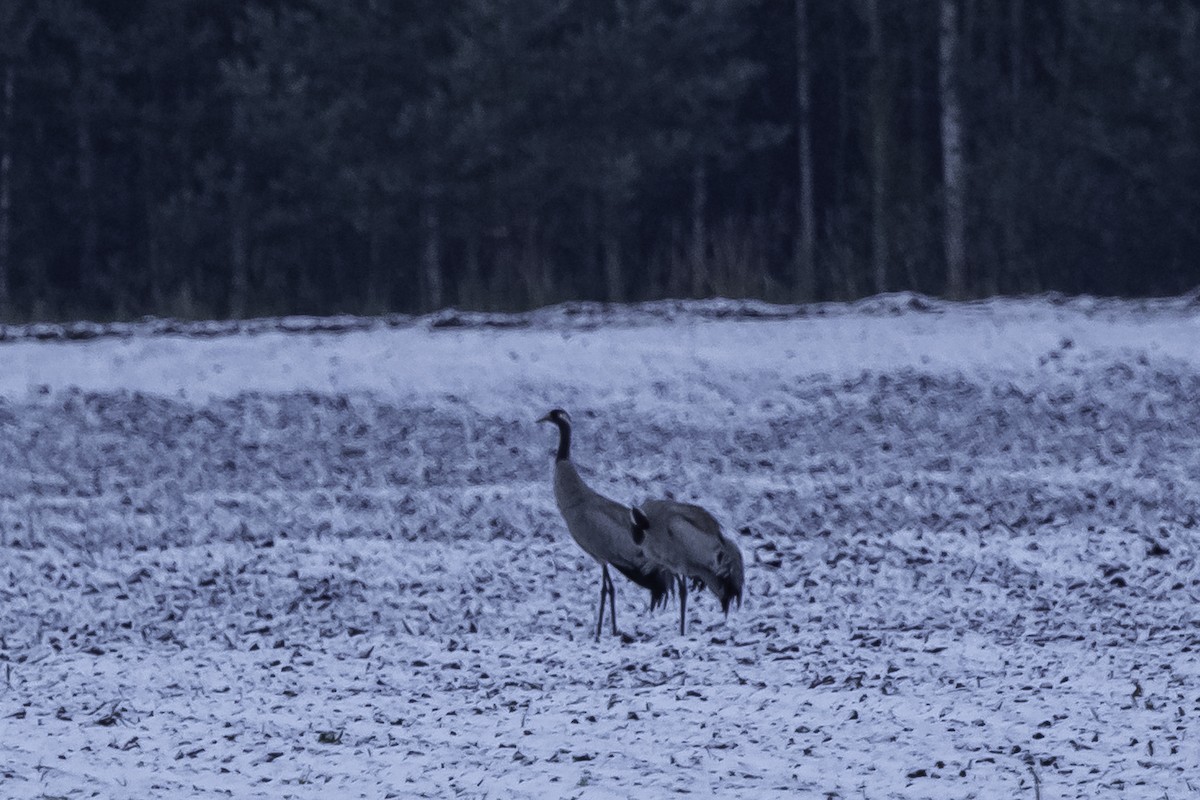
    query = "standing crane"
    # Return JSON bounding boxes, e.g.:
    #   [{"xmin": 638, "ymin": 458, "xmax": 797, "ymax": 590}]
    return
[
  {"xmin": 630, "ymin": 500, "xmax": 744, "ymax": 635},
  {"xmin": 537, "ymin": 409, "xmax": 671, "ymax": 641}
]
